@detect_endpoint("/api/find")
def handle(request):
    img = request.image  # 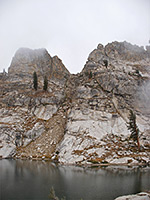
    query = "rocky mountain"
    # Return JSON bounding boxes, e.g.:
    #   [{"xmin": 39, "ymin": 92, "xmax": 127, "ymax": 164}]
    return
[
  {"xmin": 0, "ymin": 42, "xmax": 150, "ymax": 166},
  {"xmin": 9, "ymin": 48, "xmax": 70, "ymax": 82}
]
